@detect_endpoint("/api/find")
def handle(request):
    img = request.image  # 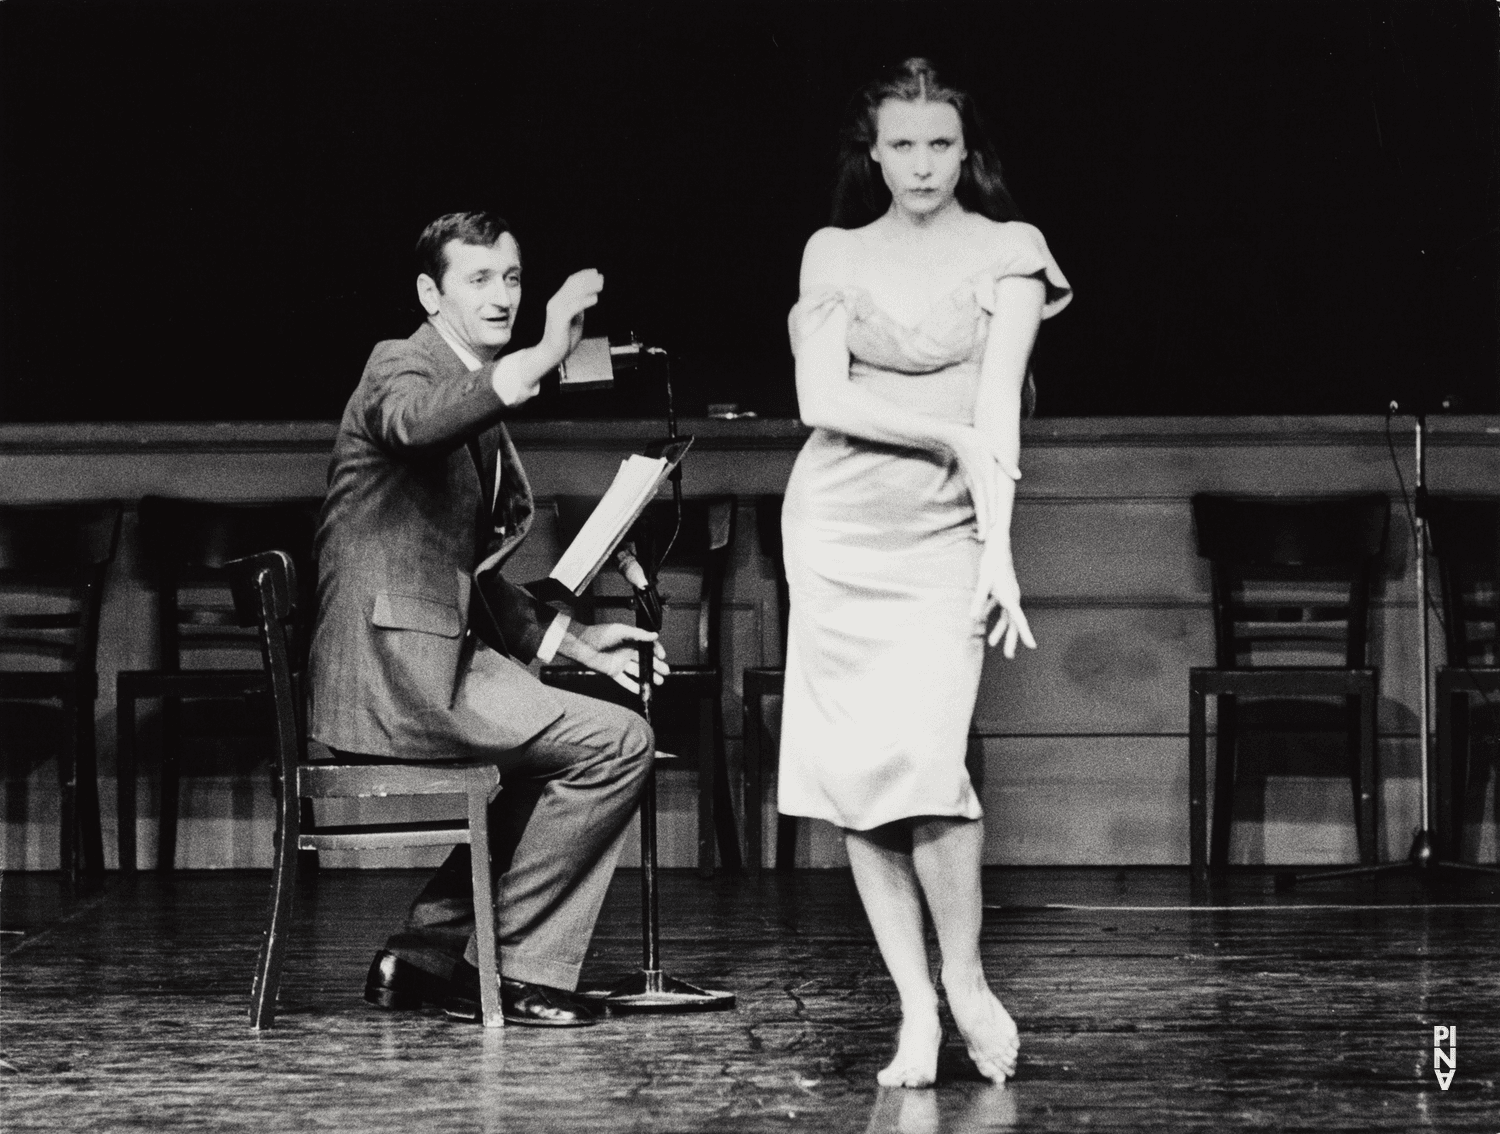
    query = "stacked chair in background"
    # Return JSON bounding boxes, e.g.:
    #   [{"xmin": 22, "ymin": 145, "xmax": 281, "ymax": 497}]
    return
[
  {"xmin": 0, "ymin": 502, "xmax": 122, "ymax": 878},
  {"xmin": 1428, "ymin": 496, "xmax": 1500, "ymax": 864},
  {"xmin": 115, "ymin": 496, "xmax": 319, "ymax": 872},
  {"xmin": 1188, "ymin": 493, "xmax": 1390, "ymax": 880}
]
